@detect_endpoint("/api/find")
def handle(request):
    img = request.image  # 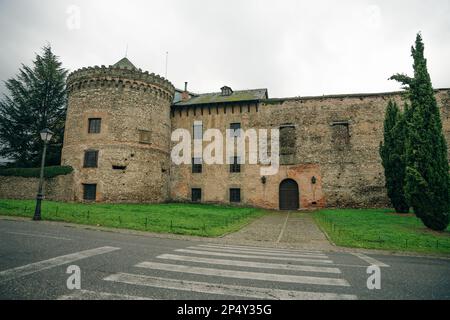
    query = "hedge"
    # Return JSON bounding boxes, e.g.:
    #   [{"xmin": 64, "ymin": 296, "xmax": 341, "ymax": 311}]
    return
[{"xmin": 0, "ymin": 166, "xmax": 73, "ymax": 178}]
